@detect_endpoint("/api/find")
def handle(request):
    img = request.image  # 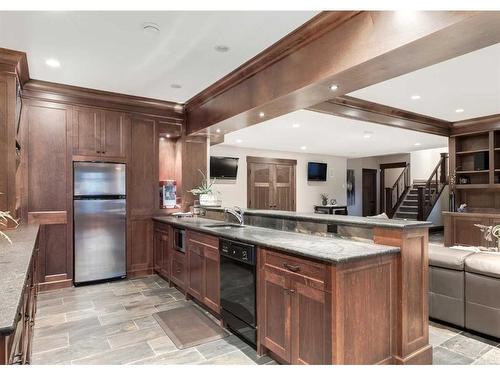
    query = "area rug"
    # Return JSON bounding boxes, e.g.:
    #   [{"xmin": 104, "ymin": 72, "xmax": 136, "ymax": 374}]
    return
[{"xmin": 153, "ymin": 305, "xmax": 229, "ymax": 349}]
